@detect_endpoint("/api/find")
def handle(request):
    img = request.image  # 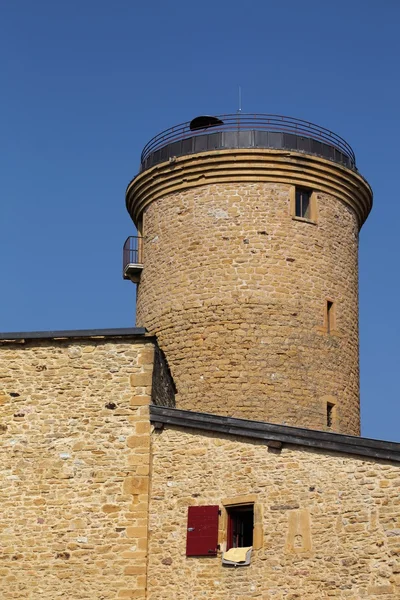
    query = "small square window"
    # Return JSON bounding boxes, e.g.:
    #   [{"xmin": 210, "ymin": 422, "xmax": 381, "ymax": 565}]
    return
[{"xmin": 226, "ymin": 505, "xmax": 254, "ymax": 550}]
